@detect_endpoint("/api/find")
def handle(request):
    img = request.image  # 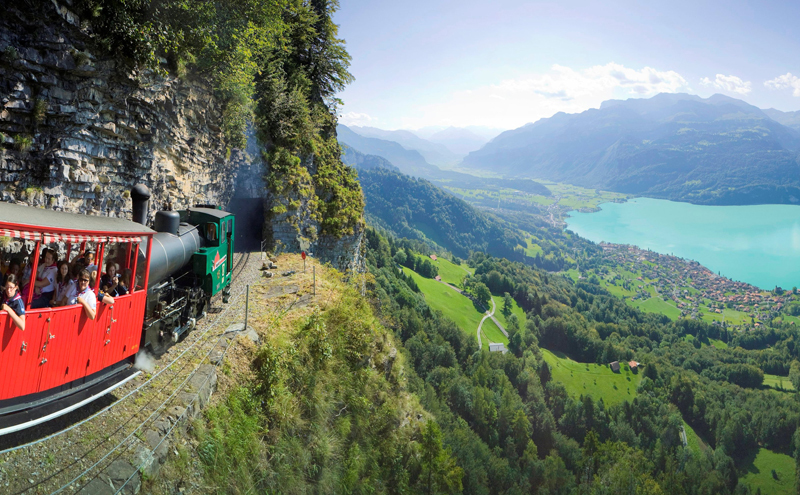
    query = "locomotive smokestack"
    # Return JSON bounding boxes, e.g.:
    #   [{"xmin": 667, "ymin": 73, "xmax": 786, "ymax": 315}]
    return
[{"xmin": 131, "ymin": 184, "xmax": 151, "ymax": 226}]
